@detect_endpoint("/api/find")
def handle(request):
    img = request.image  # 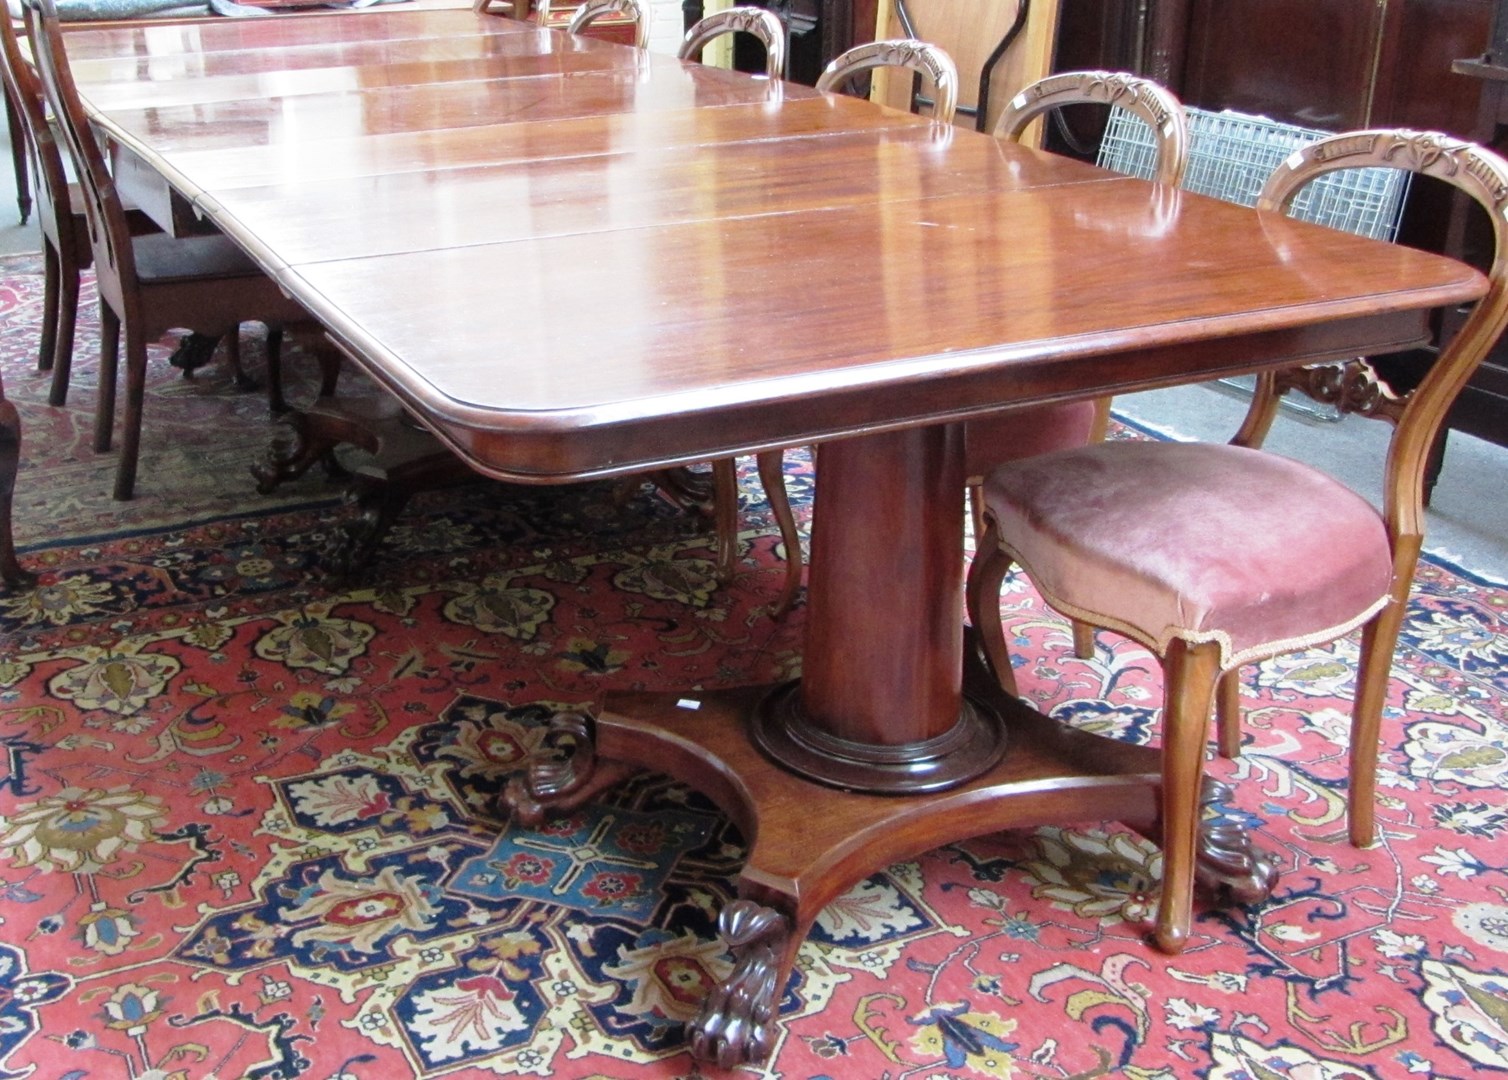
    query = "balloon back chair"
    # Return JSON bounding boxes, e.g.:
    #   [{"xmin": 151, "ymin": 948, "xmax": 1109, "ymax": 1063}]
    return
[
  {"xmin": 569, "ymin": 0, "xmax": 800, "ymax": 613},
  {"xmin": 965, "ymin": 70, "xmax": 1189, "ymax": 654},
  {"xmin": 717, "ymin": 38, "xmax": 958, "ymax": 611},
  {"xmin": 815, "ymin": 39, "xmax": 959, "ymax": 124},
  {"xmin": 23, "ymin": 0, "xmax": 319, "ymax": 500},
  {"xmin": 565, "ymin": 0, "xmax": 649, "ymax": 47},
  {"xmin": 678, "ymin": 7, "xmax": 786, "ymax": 78},
  {"xmin": 966, "ymin": 129, "xmax": 1508, "ymax": 955}
]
